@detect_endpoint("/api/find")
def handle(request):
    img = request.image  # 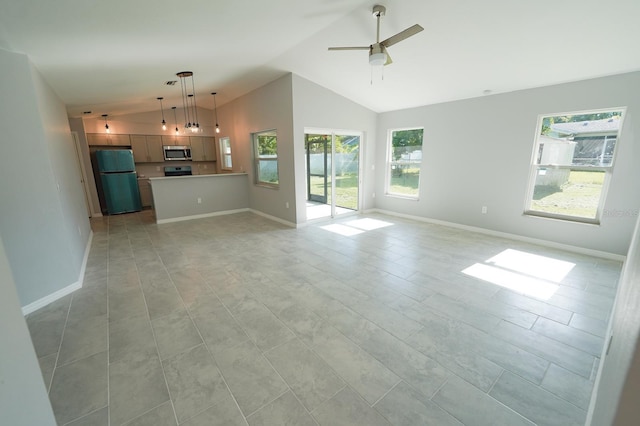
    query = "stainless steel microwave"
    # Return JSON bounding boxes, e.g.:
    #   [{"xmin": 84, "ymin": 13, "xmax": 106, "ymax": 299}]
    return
[{"xmin": 163, "ymin": 145, "xmax": 192, "ymax": 161}]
